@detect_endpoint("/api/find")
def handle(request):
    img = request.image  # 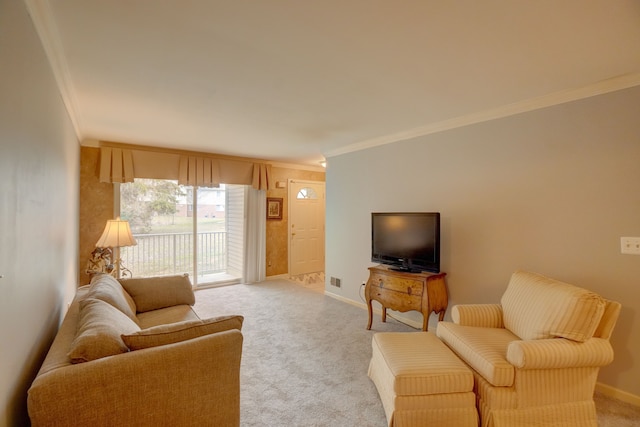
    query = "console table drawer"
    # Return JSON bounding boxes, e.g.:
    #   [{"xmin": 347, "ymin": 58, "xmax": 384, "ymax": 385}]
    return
[
  {"xmin": 370, "ymin": 273, "xmax": 423, "ymax": 296},
  {"xmin": 369, "ymin": 287, "xmax": 422, "ymax": 311}
]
